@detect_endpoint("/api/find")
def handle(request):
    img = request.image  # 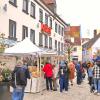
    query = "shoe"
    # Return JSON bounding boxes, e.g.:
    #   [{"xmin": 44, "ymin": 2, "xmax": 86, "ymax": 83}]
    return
[
  {"xmin": 59, "ymin": 91, "xmax": 63, "ymax": 93},
  {"xmin": 64, "ymin": 91, "xmax": 68, "ymax": 94},
  {"xmin": 71, "ymin": 83, "xmax": 73, "ymax": 86},
  {"xmin": 94, "ymin": 90, "xmax": 97, "ymax": 94},
  {"xmin": 53, "ymin": 89, "xmax": 57, "ymax": 91},
  {"xmin": 97, "ymin": 93, "xmax": 100, "ymax": 96},
  {"xmin": 49, "ymin": 90, "xmax": 53, "ymax": 92}
]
